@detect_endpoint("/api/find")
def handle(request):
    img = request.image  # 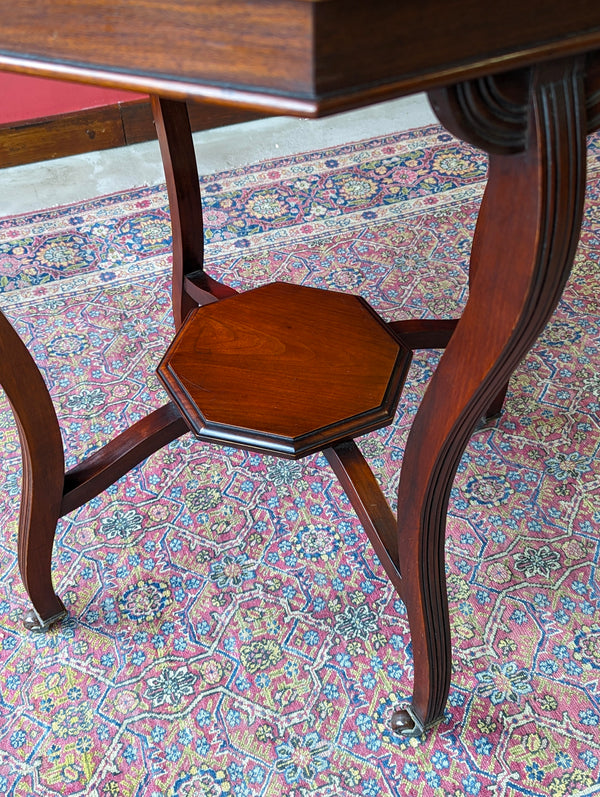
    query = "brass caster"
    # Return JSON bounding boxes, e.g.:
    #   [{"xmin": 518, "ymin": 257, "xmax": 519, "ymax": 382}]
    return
[
  {"xmin": 22, "ymin": 607, "xmax": 68, "ymax": 633},
  {"xmin": 390, "ymin": 705, "xmax": 425, "ymax": 738}
]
